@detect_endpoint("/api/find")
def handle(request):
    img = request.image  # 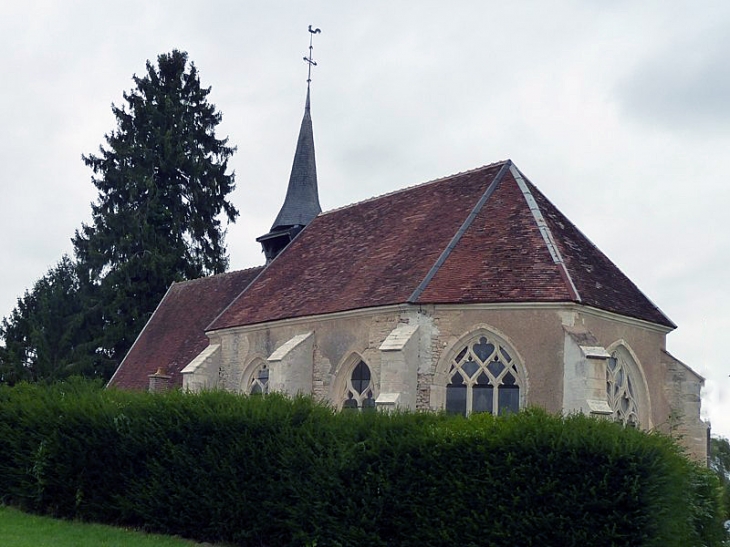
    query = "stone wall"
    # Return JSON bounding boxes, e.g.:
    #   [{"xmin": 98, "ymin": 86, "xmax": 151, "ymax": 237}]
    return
[{"xmin": 181, "ymin": 301, "xmax": 706, "ymax": 461}]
